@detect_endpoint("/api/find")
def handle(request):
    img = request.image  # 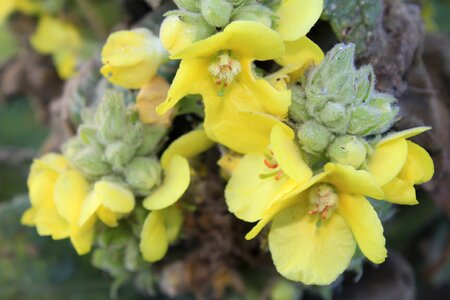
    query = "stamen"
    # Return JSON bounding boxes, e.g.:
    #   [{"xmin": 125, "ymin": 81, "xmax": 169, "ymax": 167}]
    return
[
  {"xmin": 208, "ymin": 51, "xmax": 241, "ymax": 96},
  {"xmin": 308, "ymin": 184, "xmax": 338, "ymax": 221},
  {"xmin": 264, "ymin": 159, "xmax": 278, "ymax": 169}
]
